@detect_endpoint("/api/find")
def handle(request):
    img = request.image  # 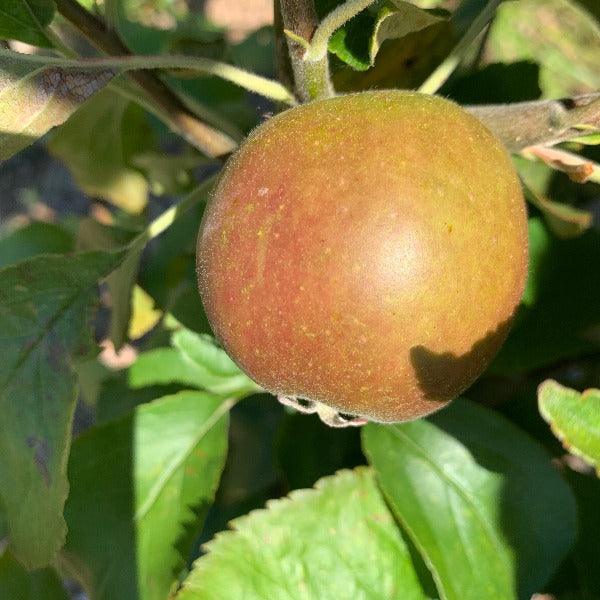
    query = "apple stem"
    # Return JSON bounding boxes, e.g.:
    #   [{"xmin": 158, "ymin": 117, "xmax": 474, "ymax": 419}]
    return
[{"xmin": 279, "ymin": 0, "xmax": 335, "ymax": 101}]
